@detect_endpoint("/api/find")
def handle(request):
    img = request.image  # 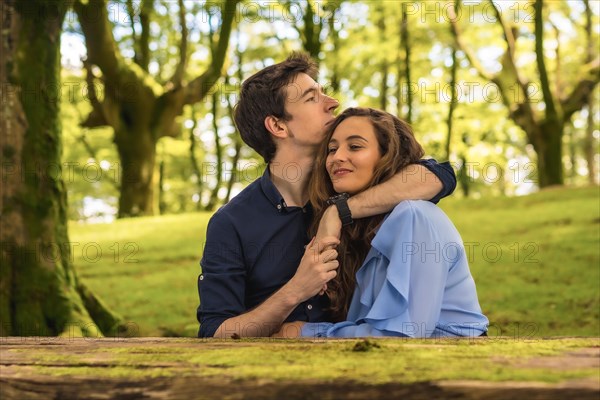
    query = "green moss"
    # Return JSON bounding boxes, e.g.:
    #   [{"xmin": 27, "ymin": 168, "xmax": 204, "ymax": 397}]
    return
[{"xmin": 14, "ymin": 338, "xmax": 599, "ymax": 385}]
